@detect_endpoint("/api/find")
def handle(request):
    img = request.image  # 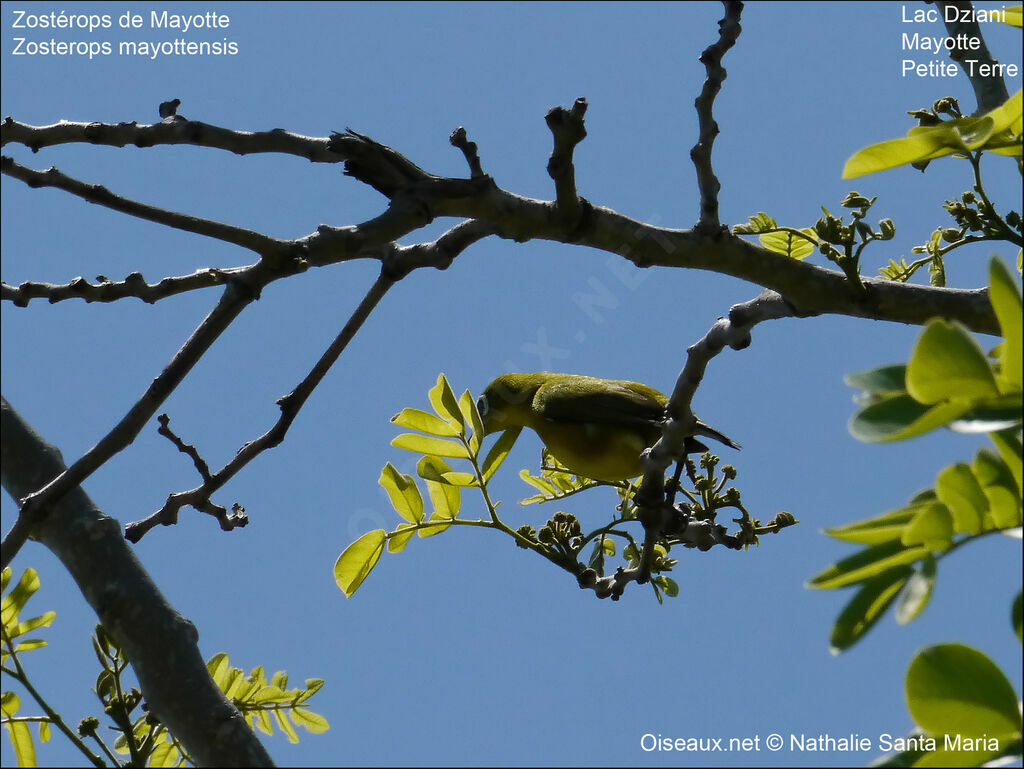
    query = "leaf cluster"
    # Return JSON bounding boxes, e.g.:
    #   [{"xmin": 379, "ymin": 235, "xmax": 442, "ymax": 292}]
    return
[{"xmin": 1, "ymin": 568, "xmax": 328, "ymax": 767}]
